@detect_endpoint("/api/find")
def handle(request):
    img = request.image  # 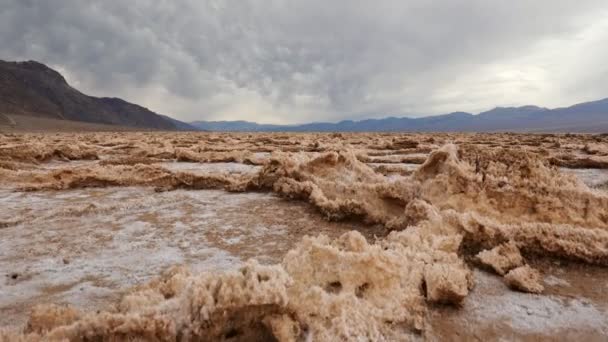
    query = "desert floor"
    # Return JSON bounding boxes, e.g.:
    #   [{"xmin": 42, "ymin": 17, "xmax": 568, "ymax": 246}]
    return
[{"xmin": 1, "ymin": 132, "xmax": 607, "ymax": 341}]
